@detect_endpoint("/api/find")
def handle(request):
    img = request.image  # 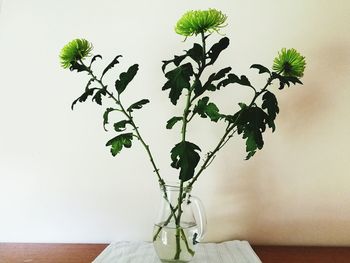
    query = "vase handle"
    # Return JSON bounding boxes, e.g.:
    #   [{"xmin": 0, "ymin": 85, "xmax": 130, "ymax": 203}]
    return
[{"xmin": 191, "ymin": 195, "xmax": 207, "ymax": 241}]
